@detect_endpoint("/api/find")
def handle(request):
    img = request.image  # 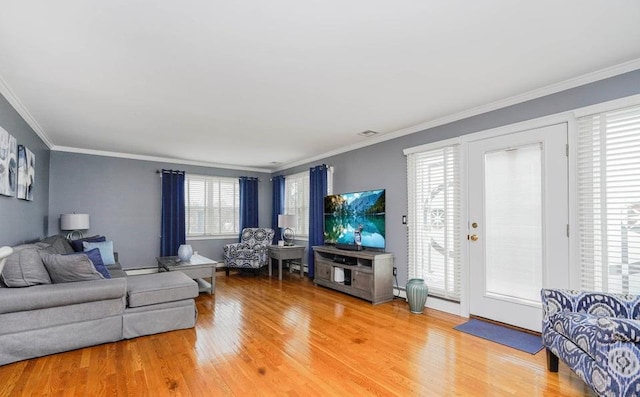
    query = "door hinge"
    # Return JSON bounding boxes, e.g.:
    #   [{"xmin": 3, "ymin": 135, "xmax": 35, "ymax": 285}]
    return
[{"xmin": 566, "ymin": 224, "xmax": 570, "ymax": 237}]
